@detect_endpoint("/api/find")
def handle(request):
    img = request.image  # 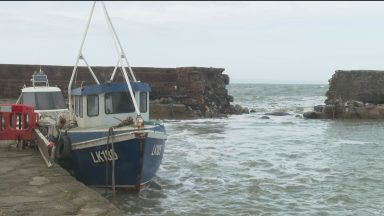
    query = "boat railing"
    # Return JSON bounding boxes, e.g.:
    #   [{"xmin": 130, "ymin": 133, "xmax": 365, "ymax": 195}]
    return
[{"xmin": 31, "ymin": 69, "xmax": 49, "ymax": 87}]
